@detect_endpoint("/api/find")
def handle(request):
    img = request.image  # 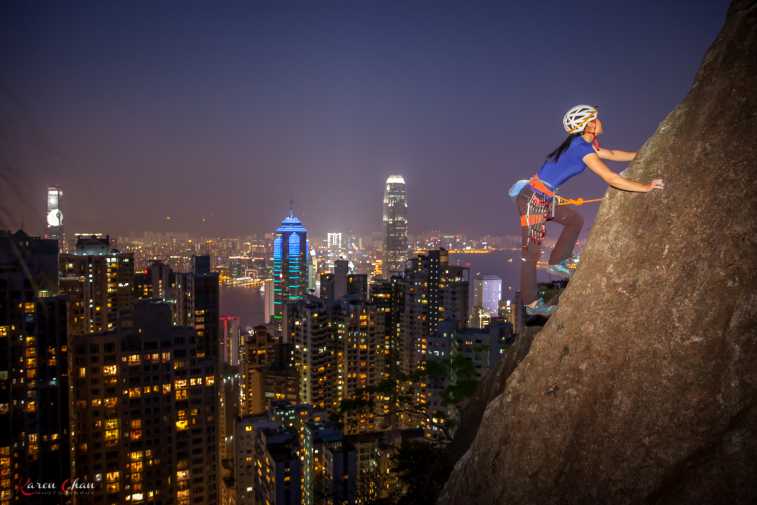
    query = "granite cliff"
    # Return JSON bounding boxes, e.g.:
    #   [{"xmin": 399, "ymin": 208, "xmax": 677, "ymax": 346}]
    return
[{"xmin": 438, "ymin": 1, "xmax": 757, "ymax": 504}]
